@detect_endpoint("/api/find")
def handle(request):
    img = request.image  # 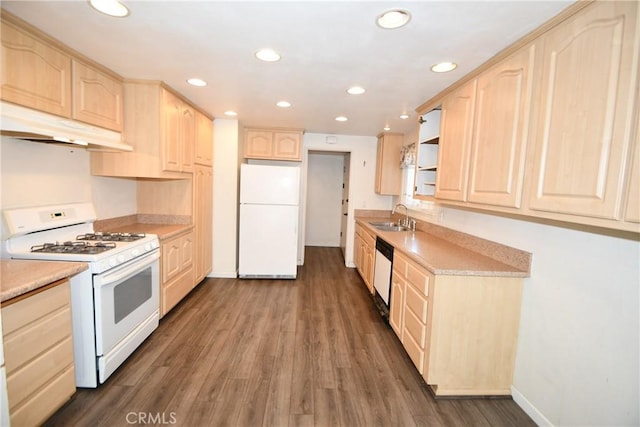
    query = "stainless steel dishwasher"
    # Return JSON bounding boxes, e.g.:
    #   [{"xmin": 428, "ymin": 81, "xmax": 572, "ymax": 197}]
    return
[{"xmin": 373, "ymin": 236, "xmax": 393, "ymax": 319}]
